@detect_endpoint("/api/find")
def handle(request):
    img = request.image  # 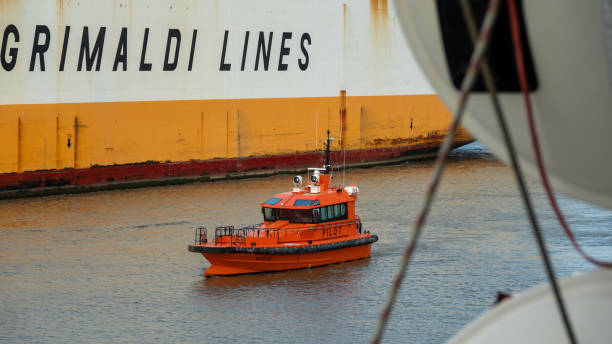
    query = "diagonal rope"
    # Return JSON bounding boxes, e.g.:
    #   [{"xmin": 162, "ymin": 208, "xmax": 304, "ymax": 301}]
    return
[
  {"xmin": 370, "ymin": 1, "xmax": 502, "ymax": 342},
  {"xmin": 460, "ymin": 1, "xmax": 577, "ymax": 342},
  {"xmin": 506, "ymin": 0, "xmax": 612, "ymax": 269}
]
